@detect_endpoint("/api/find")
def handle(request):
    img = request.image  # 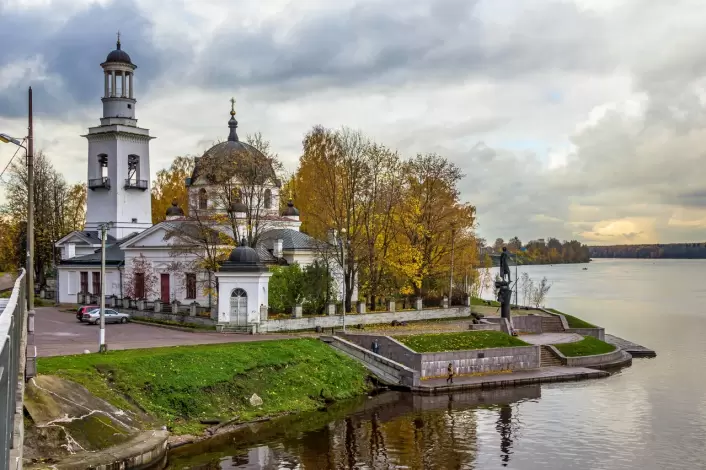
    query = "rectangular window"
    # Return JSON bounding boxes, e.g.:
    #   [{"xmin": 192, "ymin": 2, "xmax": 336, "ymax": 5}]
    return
[
  {"xmin": 92, "ymin": 272, "xmax": 101, "ymax": 295},
  {"xmin": 80, "ymin": 272, "xmax": 88, "ymax": 294},
  {"xmin": 186, "ymin": 273, "xmax": 196, "ymax": 299},
  {"xmin": 134, "ymin": 272, "xmax": 145, "ymax": 299},
  {"xmin": 67, "ymin": 271, "xmax": 77, "ymax": 295}
]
